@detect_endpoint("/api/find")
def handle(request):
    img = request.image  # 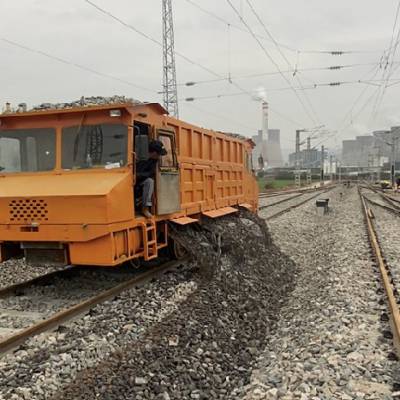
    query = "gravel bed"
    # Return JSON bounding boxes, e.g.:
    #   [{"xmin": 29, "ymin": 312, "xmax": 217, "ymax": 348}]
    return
[
  {"xmin": 259, "ymin": 193, "xmax": 302, "ymax": 208},
  {"xmin": 367, "ymin": 199, "xmax": 400, "ymax": 301},
  {"xmin": 241, "ymin": 186, "xmax": 399, "ymax": 399},
  {"xmin": 360, "ymin": 187, "xmax": 395, "ymax": 210},
  {"xmin": 0, "ymin": 269, "xmax": 138, "ymax": 316},
  {"xmin": 259, "ymin": 190, "xmax": 328, "ymax": 219},
  {"xmin": 0, "ymin": 265, "xmax": 197, "ymax": 400},
  {"xmin": 47, "ymin": 210, "xmax": 296, "ymax": 399},
  {"xmin": 0, "ymin": 268, "xmax": 159, "ymax": 339},
  {"xmin": 0, "ymin": 259, "xmax": 60, "ymax": 289}
]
